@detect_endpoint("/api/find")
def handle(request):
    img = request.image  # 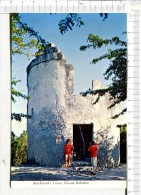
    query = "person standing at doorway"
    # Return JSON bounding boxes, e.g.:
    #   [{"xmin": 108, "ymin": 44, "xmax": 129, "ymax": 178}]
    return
[
  {"xmin": 88, "ymin": 140, "xmax": 99, "ymax": 175},
  {"xmin": 64, "ymin": 139, "xmax": 74, "ymax": 167}
]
